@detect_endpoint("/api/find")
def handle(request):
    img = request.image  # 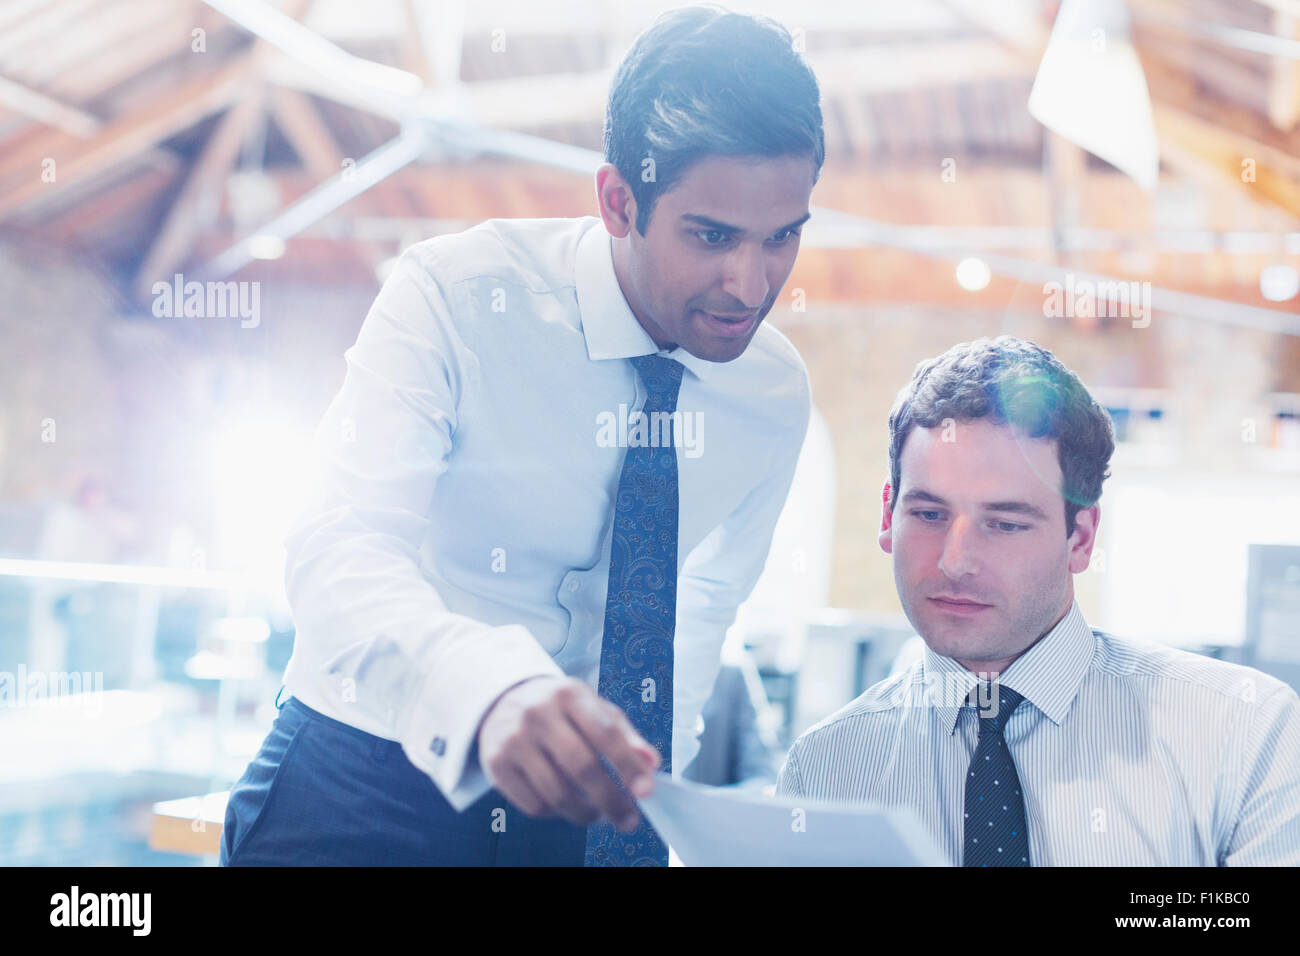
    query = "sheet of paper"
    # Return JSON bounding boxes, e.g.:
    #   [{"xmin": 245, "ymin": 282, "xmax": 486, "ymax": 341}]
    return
[{"xmin": 637, "ymin": 773, "xmax": 950, "ymax": 866}]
